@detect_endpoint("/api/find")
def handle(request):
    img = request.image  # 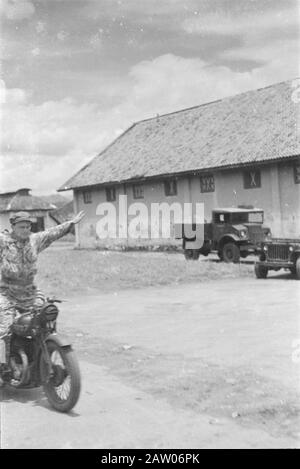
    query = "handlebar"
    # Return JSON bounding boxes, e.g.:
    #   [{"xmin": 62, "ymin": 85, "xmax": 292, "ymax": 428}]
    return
[{"xmin": 46, "ymin": 297, "xmax": 62, "ymax": 303}]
